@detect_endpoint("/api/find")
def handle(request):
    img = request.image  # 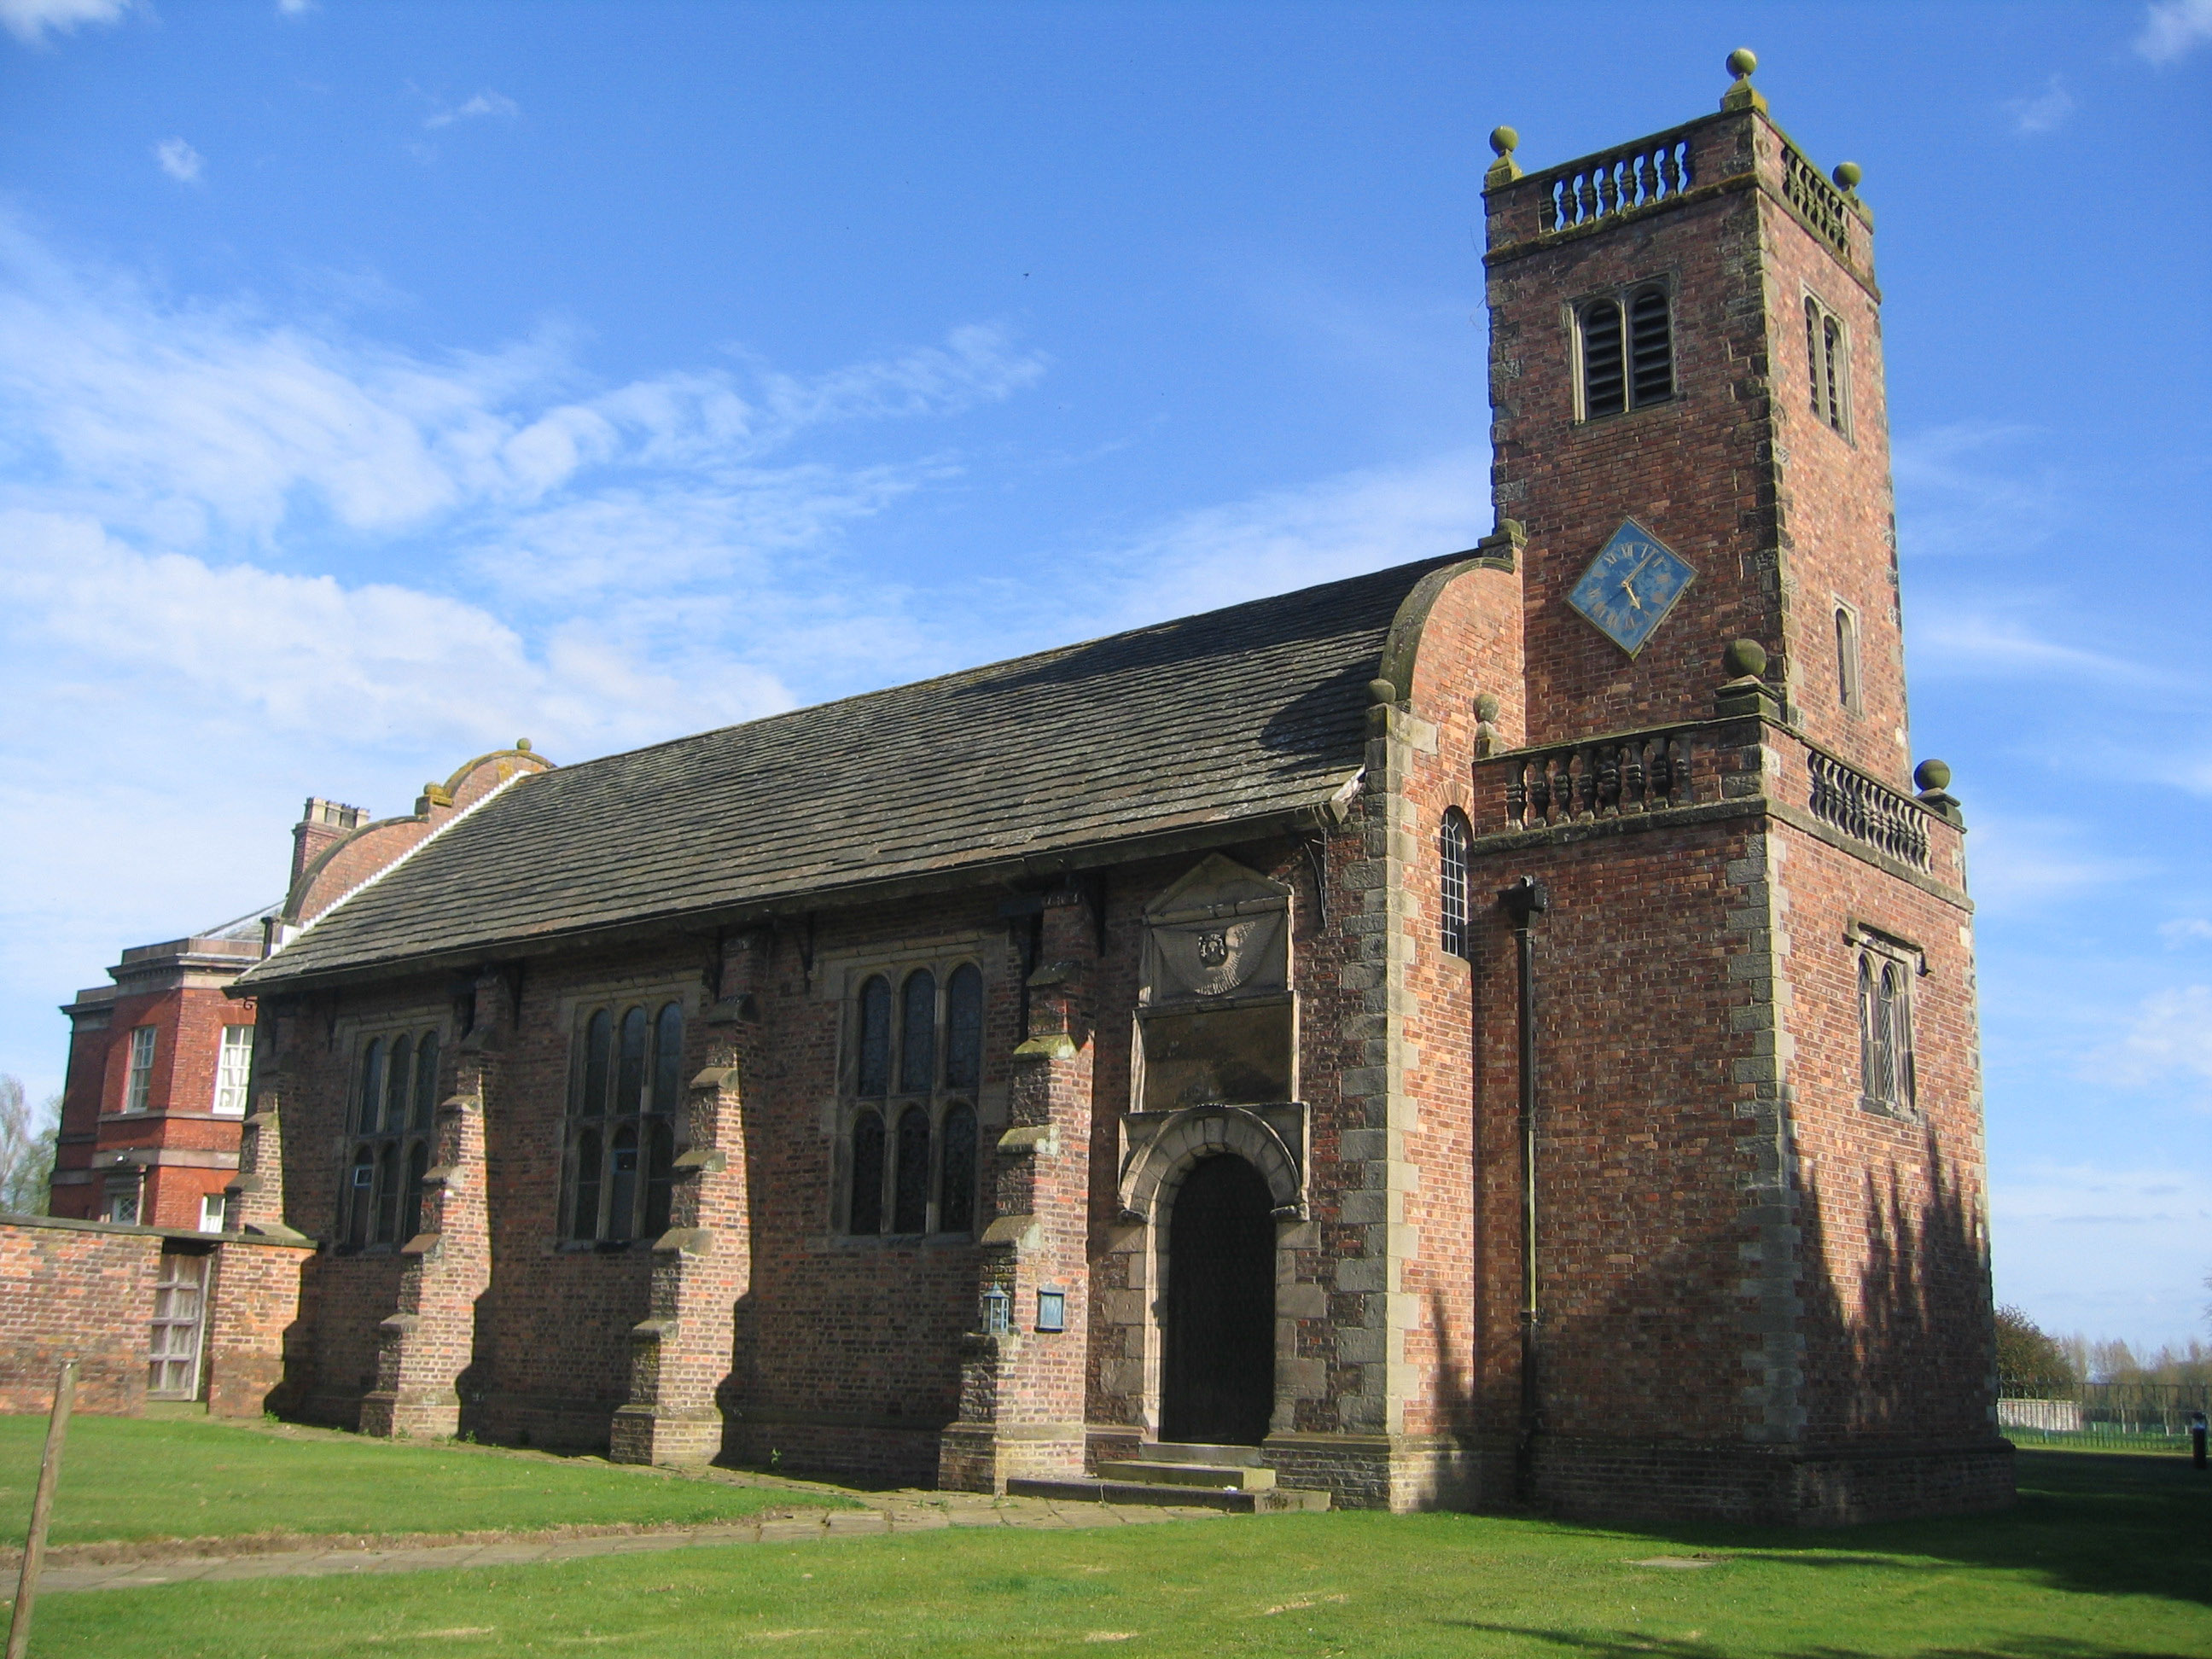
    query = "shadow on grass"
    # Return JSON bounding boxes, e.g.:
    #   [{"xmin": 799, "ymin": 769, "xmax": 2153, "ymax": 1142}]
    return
[
  {"xmin": 1447, "ymin": 1629, "xmax": 2204, "ymax": 1659},
  {"xmin": 1564, "ymin": 1451, "xmax": 2209, "ymax": 1612}
]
